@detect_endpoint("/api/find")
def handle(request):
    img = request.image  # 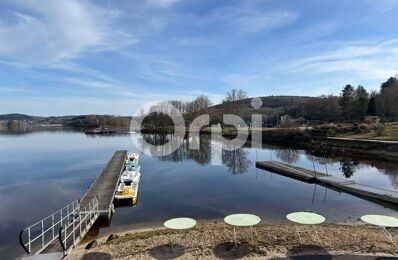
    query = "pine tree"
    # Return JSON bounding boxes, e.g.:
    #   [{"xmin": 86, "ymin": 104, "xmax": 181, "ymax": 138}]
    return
[
  {"xmin": 339, "ymin": 84, "xmax": 355, "ymax": 121},
  {"xmin": 367, "ymin": 92, "xmax": 377, "ymax": 116},
  {"xmin": 353, "ymin": 85, "xmax": 369, "ymax": 119}
]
